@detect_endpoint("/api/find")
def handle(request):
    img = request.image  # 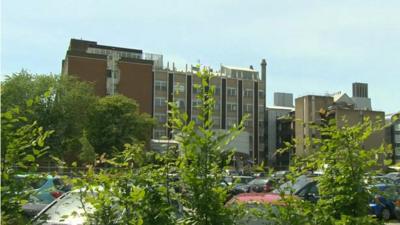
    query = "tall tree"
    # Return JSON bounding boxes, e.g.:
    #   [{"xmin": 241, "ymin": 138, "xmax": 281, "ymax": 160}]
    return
[
  {"xmin": 1, "ymin": 71, "xmax": 97, "ymax": 163},
  {"xmin": 87, "ymin": 95, "xmax": 154, "ymax": 156}
]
